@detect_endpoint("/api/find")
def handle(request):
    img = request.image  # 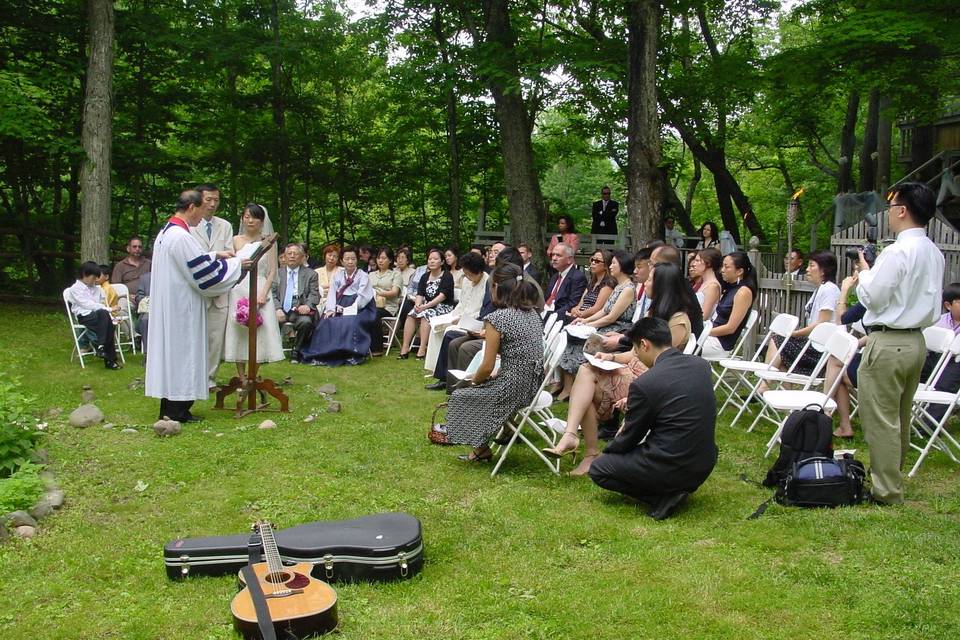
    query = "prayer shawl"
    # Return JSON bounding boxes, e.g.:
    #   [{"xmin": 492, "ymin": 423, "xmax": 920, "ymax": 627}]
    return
[{"xmin": 145, "ymin": 218, "xmax": 243, "ymax": 401}]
